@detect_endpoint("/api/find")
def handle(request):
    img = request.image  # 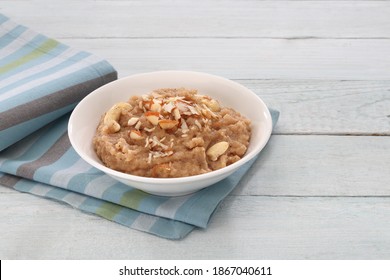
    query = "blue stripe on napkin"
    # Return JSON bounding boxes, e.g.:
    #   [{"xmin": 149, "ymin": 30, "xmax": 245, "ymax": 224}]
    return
[
  {"xmin": 0, "ymin": 111, "xmax": 278, "ymax": 239},
  {"xmin": 0, "ymin": 13, "xmax": 117, "ymax": 151}
]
